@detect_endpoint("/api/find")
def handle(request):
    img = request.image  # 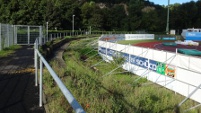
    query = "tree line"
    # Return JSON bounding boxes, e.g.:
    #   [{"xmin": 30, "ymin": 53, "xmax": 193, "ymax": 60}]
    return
[{"xmin": 0, "ymin": 0, "xmax": 200, "ymax": 34}]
